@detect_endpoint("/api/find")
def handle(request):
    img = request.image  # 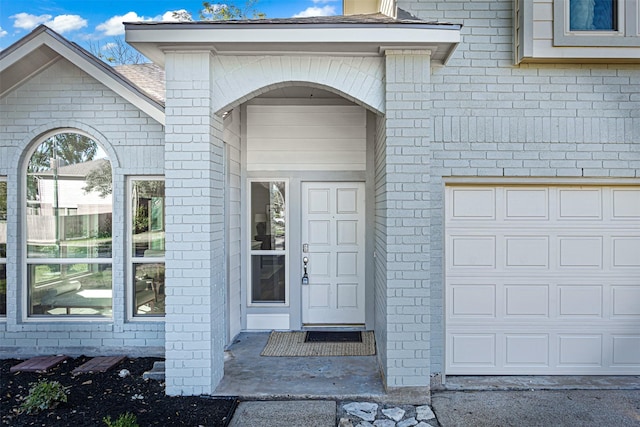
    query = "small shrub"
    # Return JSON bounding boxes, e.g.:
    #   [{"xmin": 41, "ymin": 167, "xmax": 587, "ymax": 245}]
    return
[
  {"xmin": 19, "ymin": 380, "xmax": 69, "ymax": 414},
  {"xmin": 103, "ymin": 412, "xmax": 139, "ymax": 427}
]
